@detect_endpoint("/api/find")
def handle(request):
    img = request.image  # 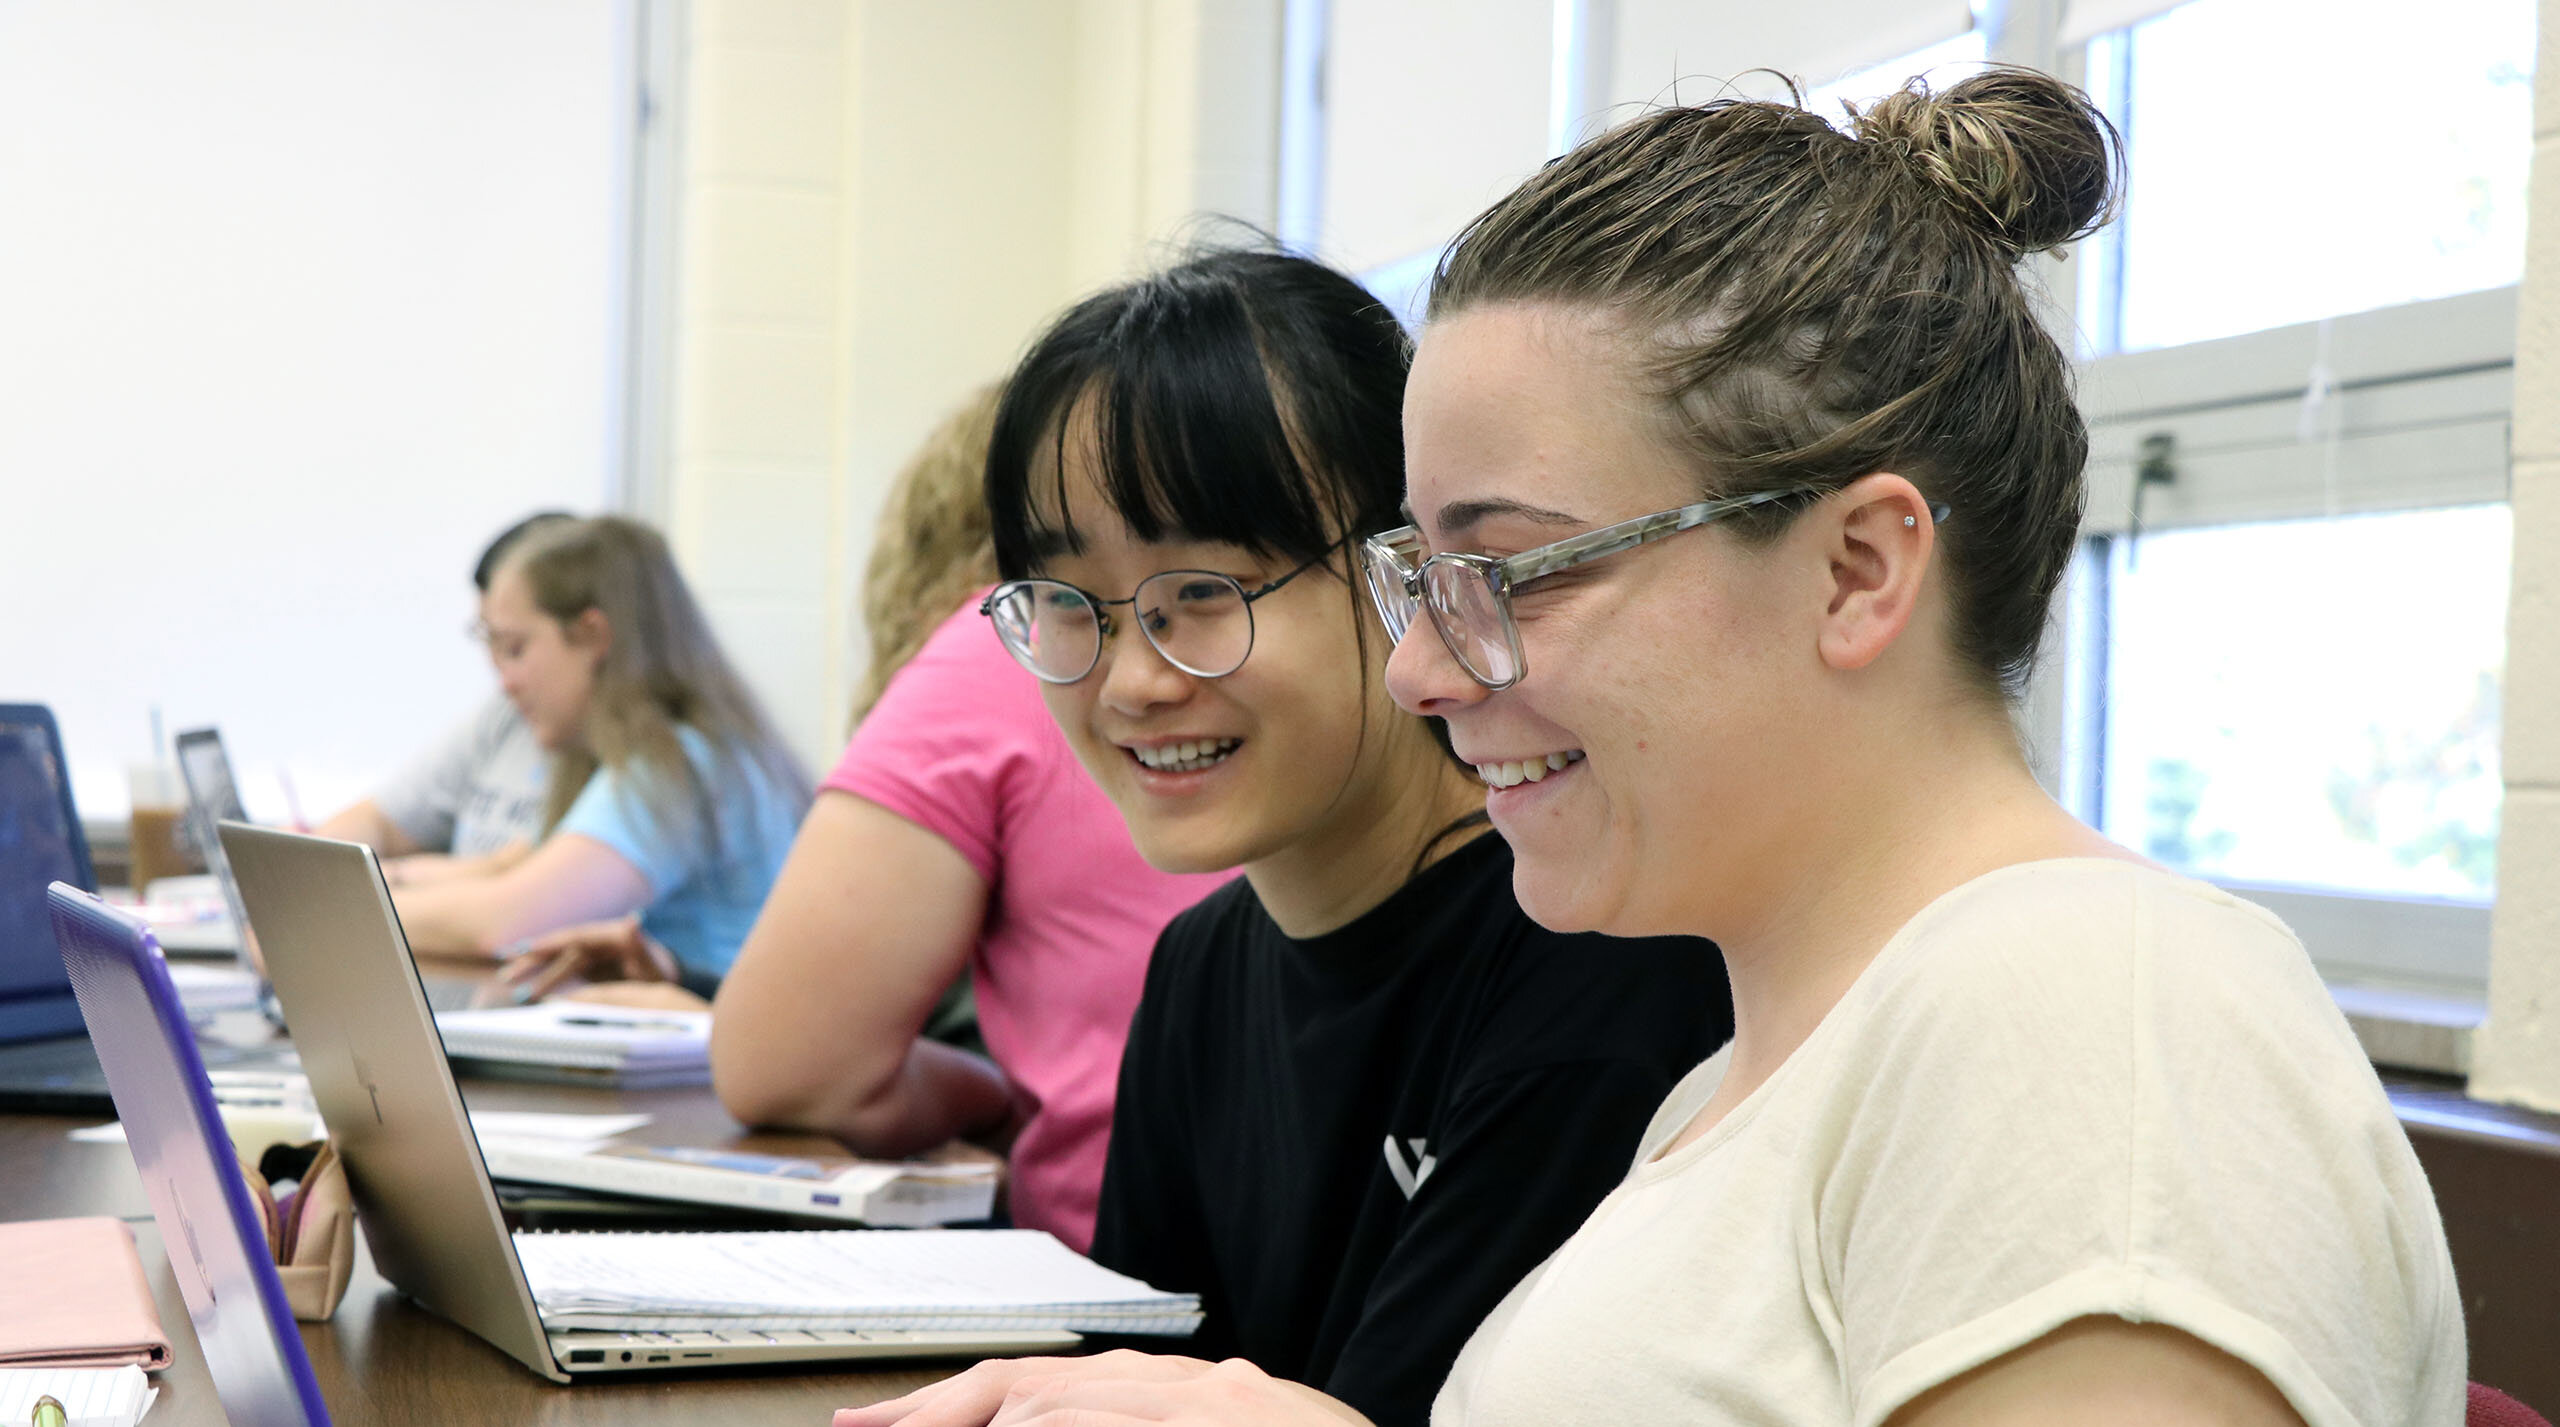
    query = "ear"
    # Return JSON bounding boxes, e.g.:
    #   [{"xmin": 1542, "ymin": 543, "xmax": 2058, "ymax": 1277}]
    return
[
  {"xmin": 567, "ymin": 606, "xmax": 612, "ymax": 660},
  {"xmin": 1814, "ymin": 472, "xmax": 1935, "ymax": 673}
]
